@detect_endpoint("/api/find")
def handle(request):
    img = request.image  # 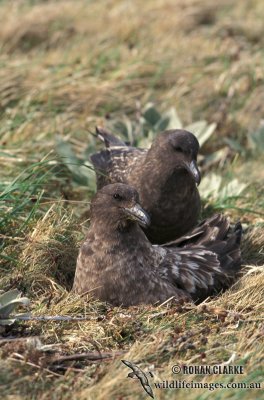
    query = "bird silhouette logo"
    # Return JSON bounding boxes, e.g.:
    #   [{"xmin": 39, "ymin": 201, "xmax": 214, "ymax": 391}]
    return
[{"xmin": 122, "ymin": 359, "xmax": 154, "ymax": 398}]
